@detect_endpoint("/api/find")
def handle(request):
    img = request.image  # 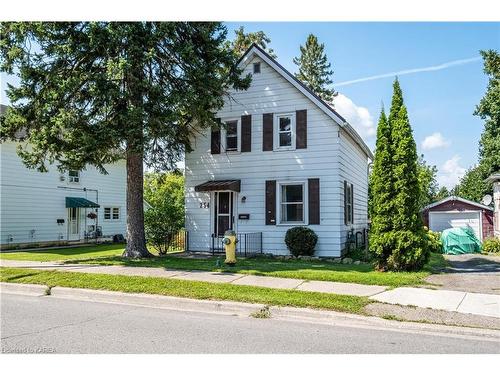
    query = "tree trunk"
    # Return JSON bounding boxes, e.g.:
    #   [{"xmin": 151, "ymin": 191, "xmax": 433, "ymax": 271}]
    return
[{"xmin": 122, "ymin": 146, "xmax": 151, "ymax": 258}]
